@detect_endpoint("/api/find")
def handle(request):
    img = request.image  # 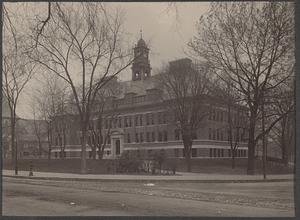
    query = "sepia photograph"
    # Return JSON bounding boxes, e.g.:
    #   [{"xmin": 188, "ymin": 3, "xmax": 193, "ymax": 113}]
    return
[{"xmin": 2, "ymin": 1, "xmax": 296, "ymax": 217}]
